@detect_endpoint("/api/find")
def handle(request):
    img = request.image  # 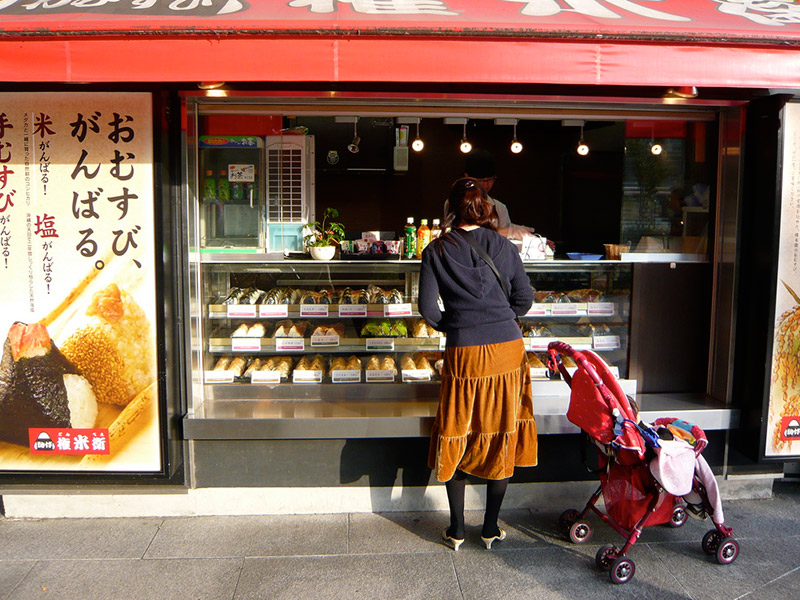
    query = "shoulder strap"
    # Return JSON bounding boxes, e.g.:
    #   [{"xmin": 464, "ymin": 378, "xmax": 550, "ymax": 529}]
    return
[{"xmin": 452, "ymin": 228, "xmax": 511, "ymax": 299}]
